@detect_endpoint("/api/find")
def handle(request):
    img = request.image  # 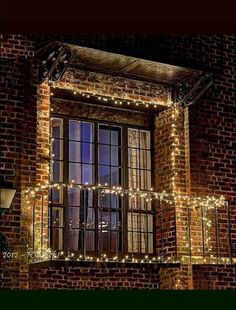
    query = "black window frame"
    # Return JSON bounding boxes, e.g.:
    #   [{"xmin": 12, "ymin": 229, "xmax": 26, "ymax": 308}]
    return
[{"xmin": 49, "ymin": 113, "xmax": 155, "ymax": 258}]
